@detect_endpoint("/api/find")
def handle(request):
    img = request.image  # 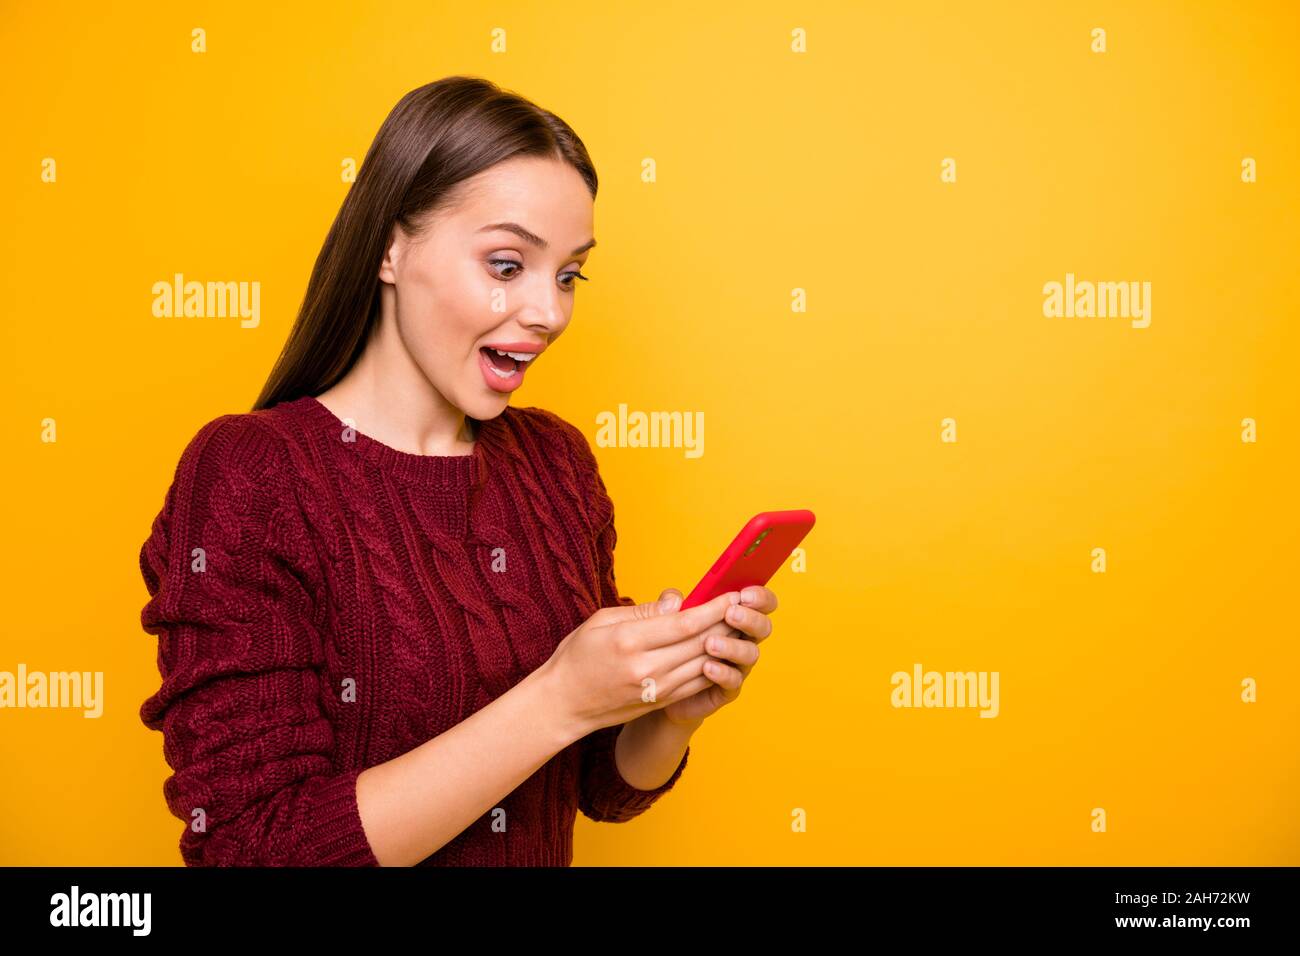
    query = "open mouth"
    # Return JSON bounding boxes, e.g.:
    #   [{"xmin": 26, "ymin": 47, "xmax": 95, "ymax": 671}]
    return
[{"xmin": 479, "ymin": 346, "xmax": 537, "ymax": 379}]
